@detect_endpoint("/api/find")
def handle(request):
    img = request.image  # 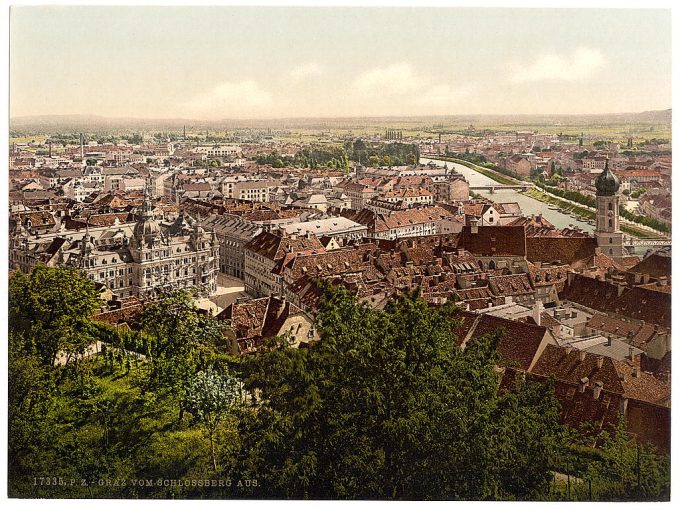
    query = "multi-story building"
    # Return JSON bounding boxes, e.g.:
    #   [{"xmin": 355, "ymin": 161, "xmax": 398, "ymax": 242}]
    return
[
  {"xmin": 505, "ymin": 154, "xmax": 532, "ymax": 176},
  {"xmin": 219, "ymin": 176, "xmax": 279, "ymax": 202},
  {"xmin": 10, "ymin": 195, "xmax": 219, "ymax": 300},
  {"xmin": 432, "ymin": 177, "xmax": 469, "ymax": 202},
  {"xmin": 281, "ymin": 217, "xmax": 368, "ymax": 242},
  {"xmin": 200, "ymin": 214, "xmax": 263, "ymax": 279},
  {"xmin": 583, "ymin": 156, "xmax": 608, "ymax": 171},
  {"xmin": 243, "ymin": 231, "xmax": 324, "ymax": 297}
]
